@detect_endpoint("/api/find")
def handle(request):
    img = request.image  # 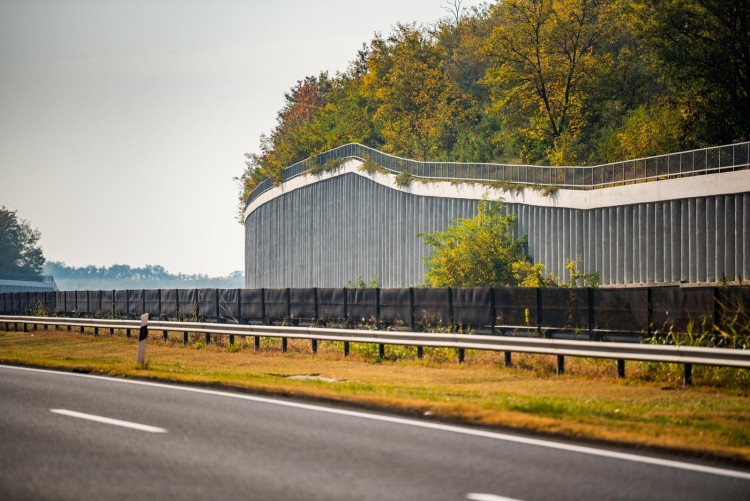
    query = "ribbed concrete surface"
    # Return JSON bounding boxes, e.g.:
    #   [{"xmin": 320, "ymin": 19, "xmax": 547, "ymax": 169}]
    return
[
  {"xmin": 245, "ymin": 172, "xmax": 750, "ymax": 288},
  {"xmin": 246, "ymin": 173, "xmax": 479, "ymax": 288}
]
